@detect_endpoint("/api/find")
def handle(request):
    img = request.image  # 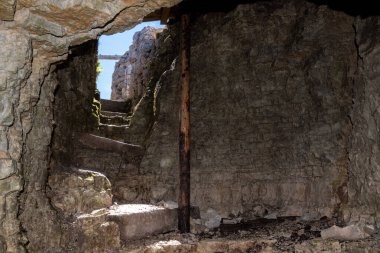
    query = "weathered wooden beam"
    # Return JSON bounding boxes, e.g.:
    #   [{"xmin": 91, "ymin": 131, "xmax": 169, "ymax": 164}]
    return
[
  {"xmin": 143, "ymin": 9, "xmax": 161, "ymax": 22},
  {"xmin": 143, "ymin": 16, "xmax": 159, "ymax": 22},
  {"xmin": 178, "ymin": 13, "xmax": 191, "ymax": 233},
  {"xmin": 160, "ymin": 7, "xmax": 171, "ymax": 25},
  {"xmin": 98, "ymin": 55, "xmax": 122, "ymax": 60}
]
